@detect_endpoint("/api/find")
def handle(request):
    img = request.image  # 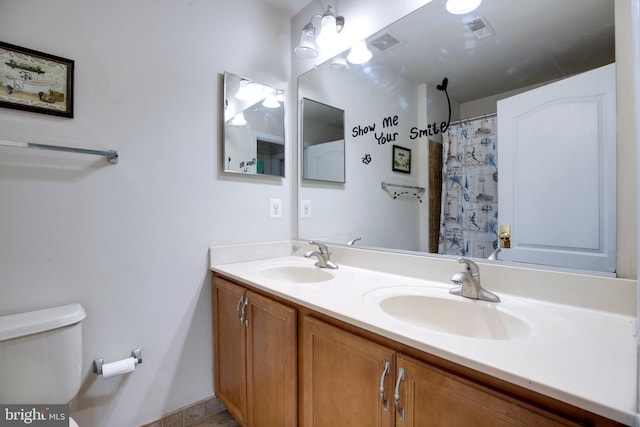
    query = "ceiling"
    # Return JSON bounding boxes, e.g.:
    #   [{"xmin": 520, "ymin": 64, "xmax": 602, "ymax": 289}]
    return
[
  {"xmin": 258, "ymin": 0, "xmax": 311, "ymax": 16},
  {"xmin": 264, "ymin": 0, "xmax": 614, "ymax": 104},
  {"xmin": 308, "ymin": 0, "xmax": 614, "ymax": 103}
]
